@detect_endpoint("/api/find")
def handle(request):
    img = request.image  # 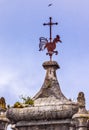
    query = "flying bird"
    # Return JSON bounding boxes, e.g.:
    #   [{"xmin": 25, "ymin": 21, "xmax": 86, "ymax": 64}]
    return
[{"xmin": 48, "ymin": 3, "xmax": 53, "ymax": 7}]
